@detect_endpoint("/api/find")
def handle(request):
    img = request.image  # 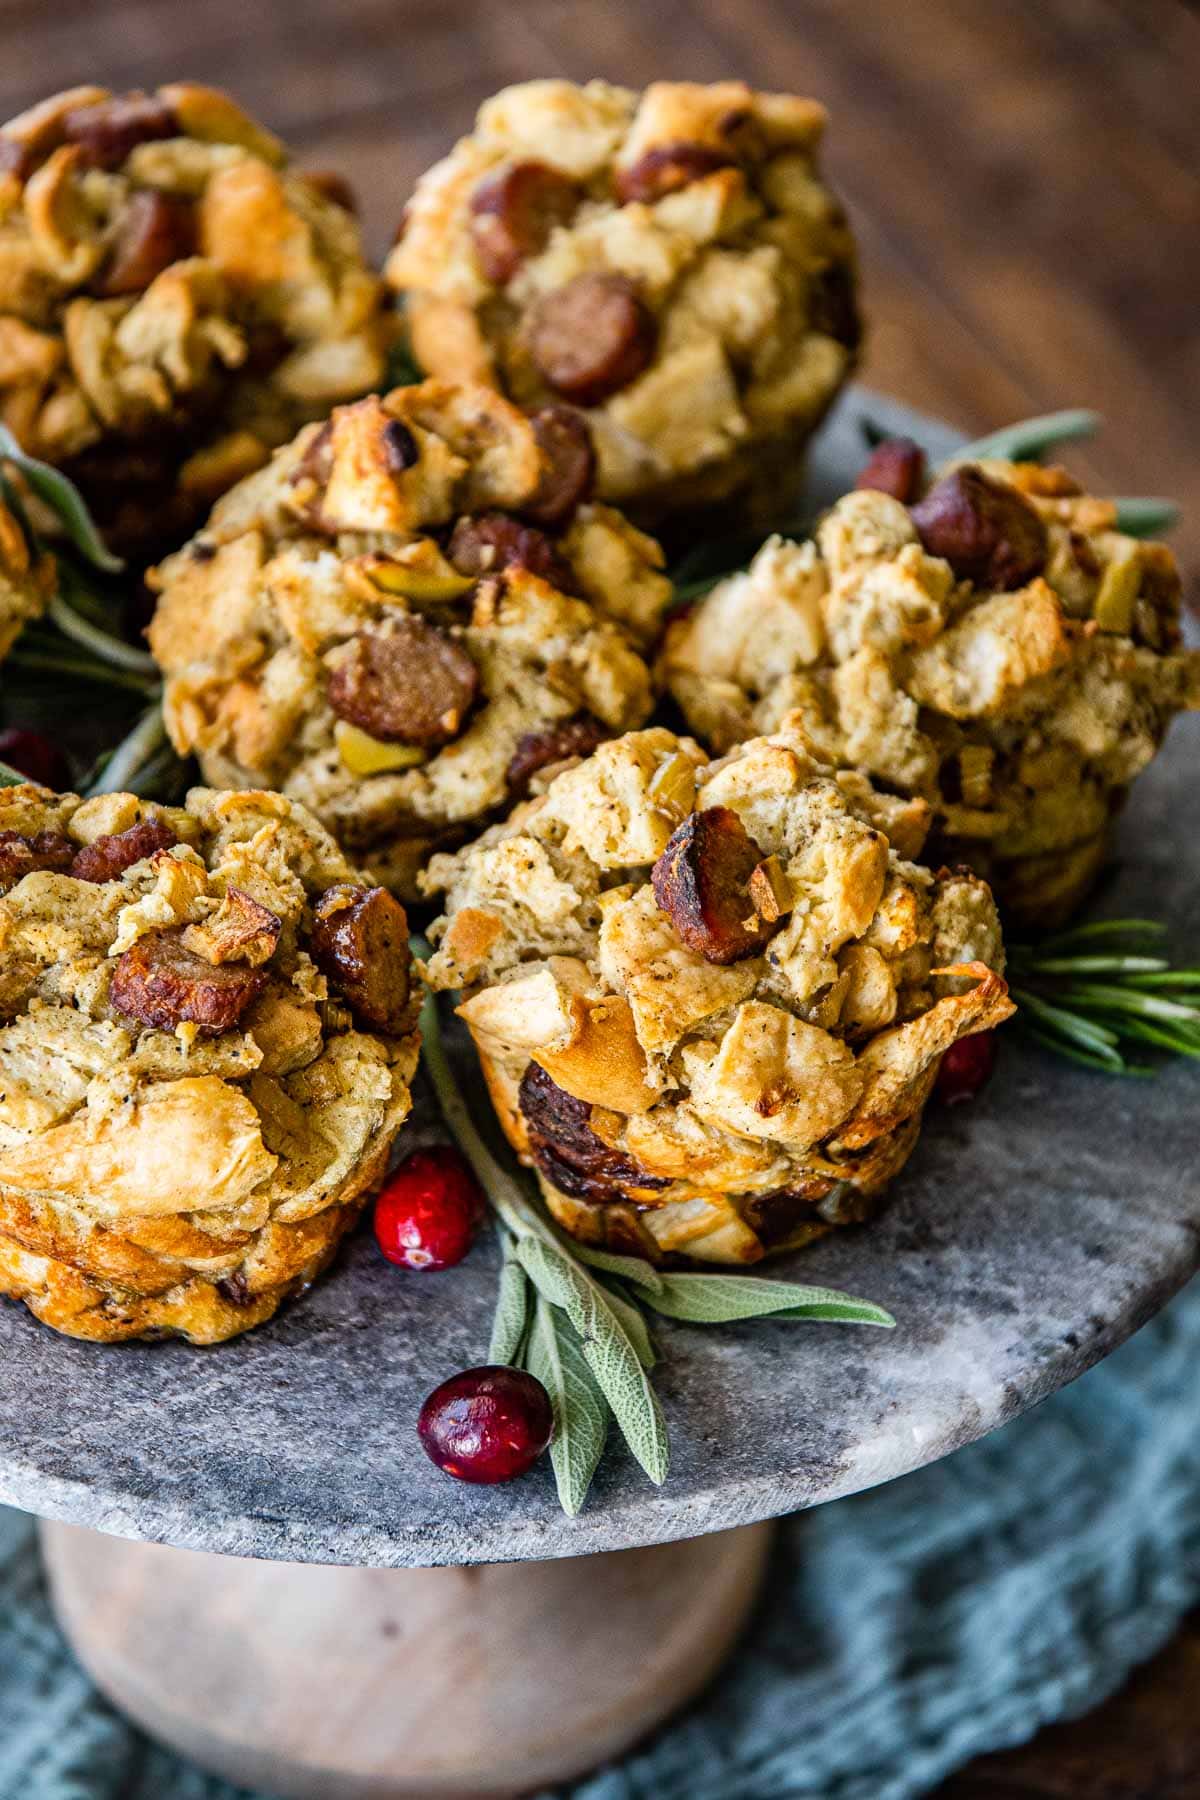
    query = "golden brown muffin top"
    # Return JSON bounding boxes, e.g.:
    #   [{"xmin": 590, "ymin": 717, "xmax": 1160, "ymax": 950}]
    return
[
  {"xmin": 0, "ymin": 781, "xmax": 418, "ymax": 1234},
  {"xmin": 0, "ymin": 82, "xmax": 387, "ymax": 550},
  {"xmin": 423, "ymin": 723, "xmax": 1012, "ymax": 1229},
  {"xmin": 387, "ymin": 79, "xmax": 857, "ymax": 516},
  {"xmin": 663, "ymin": 459, "xmax": 1200, "ymax": 871},
  {"xmin": 147, "ymin": 381, "xmax": 672, "ymax": 886}
]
